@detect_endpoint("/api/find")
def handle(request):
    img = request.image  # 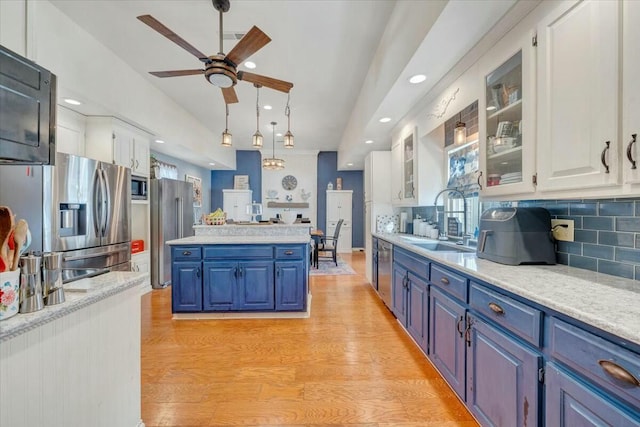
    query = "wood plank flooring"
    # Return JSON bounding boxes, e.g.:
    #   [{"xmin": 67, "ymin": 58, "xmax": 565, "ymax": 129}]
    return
[{"xmin": 141, "ymin": 252, "xmax": 478, "ymax": 427}]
